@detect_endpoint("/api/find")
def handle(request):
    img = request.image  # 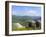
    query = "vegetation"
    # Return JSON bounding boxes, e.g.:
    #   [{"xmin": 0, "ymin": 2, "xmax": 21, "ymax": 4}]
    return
[
  {"xmin": 12, "ymin": 27, "xmax": 33, "ymax": 31},
  {"xmin": 12, "ymin": 15, "xmax": 41, "ymax": 31}
]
